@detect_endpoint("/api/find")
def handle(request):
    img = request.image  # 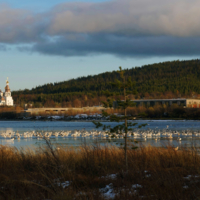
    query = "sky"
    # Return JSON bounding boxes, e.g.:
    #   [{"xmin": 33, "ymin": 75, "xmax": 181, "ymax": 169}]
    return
[{"xmin": 1, "ymin": 0, "xmax": 200, "ymax": 91}]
